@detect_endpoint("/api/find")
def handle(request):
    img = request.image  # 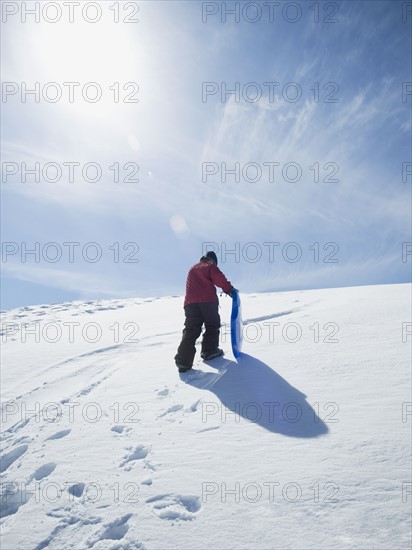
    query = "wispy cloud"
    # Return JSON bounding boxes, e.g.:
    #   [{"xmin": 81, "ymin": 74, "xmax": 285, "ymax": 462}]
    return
[{"xmin": 1, "ymin": 0, "xmax": 410, "ymax": 307}]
